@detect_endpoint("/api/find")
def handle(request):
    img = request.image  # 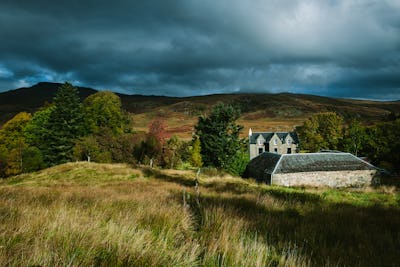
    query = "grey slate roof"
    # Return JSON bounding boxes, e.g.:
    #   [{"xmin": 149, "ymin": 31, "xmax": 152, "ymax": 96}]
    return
[
  {"xmin": 249, "ymin": 132, "xmax": 299, "ymax": 144},
  {"xmin": 242, "ymin": 152, "xmax": 281, "ymax": 180},
  {"xmin": 242, "ymin": 152, "xmax": 376, "ymax": 181},
  {"xmin": 274, "ymin": 153, "xmax": 376, "ymax": 173}
]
